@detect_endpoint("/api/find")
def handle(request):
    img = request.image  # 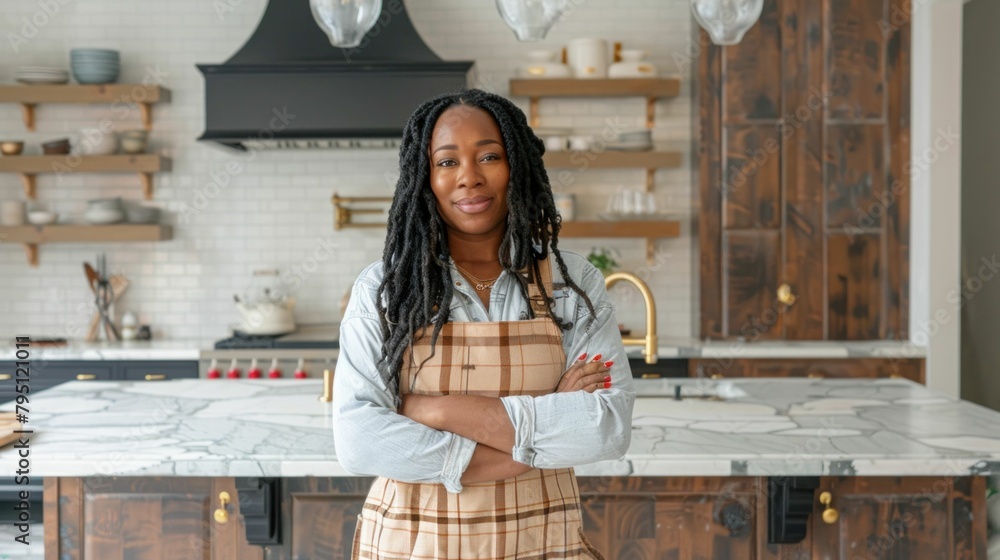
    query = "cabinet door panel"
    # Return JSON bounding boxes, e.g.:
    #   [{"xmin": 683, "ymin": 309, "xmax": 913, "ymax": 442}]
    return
[
  {"xmin": 826, "ymin": 0, "xmax": 887, "ymax": 120},
  {"xmin": 828, "ymin": 234, "xmax": 883, "ymax": 339},
  {"xmin": 46, "ymin": 477, "xmax": 264, "ymax": 560},
  {"xmin": 724, "ymin": 126, "xmax": 782, "ymax": 230},
  {"xmin": 723, "ymin": 0, "xmax": 782, "ymax": 121},
  {"xmin": 826, "ymin": 124, "xmax": 886, "ymax": 230},
  {"xmin": 725, "ymin": 232, "xmax": 783, "ymax": 339},
  {"xmin": 579, "ymin": 477, "xmax": 756, "ymax": 559},
  {"xmin": 782, "ymin": 0, "xmax": 826, "ymax": 341},
  {"xmin": 812, "ymin": 477, "xmax": 985, "ymax": 559},
  {"xmin": 282, "ymin": 477, "xmax": 373, "ymax": 560},
  {"xmin": 81, "ymin": 480, "xmax": 212, "ymax": 560}
]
